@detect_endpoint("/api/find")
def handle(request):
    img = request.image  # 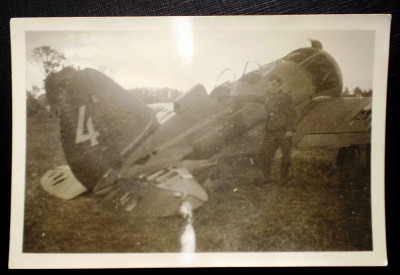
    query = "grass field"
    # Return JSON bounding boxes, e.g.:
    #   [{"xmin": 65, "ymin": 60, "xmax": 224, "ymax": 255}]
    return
[{"xmin": 23, "ymin": 114, "xmax": 372, "ymax": 252}]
